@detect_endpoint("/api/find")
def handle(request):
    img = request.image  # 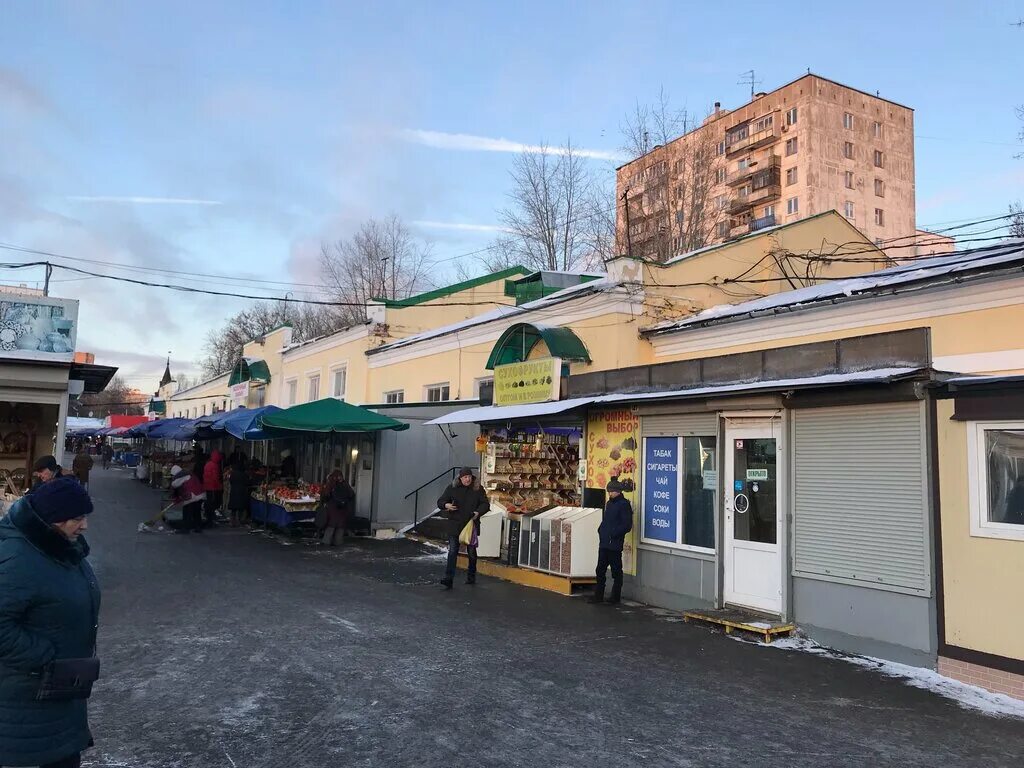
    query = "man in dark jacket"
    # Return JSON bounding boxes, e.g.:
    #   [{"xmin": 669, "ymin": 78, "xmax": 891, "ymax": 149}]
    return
[
  {"xmin": 437, "ymin": 467, "xmax": 489, "ymax": 589},
  {"xmin": 589, "ymin": 479, "xmax": 634, "ymax": 605},
  {"xmin": 0, "ymin": 476, "xmax": 100, "ymax": 768},
  {"xmin": 31, "ymin": 455, "xmax": 64, "ymax": 490}
]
